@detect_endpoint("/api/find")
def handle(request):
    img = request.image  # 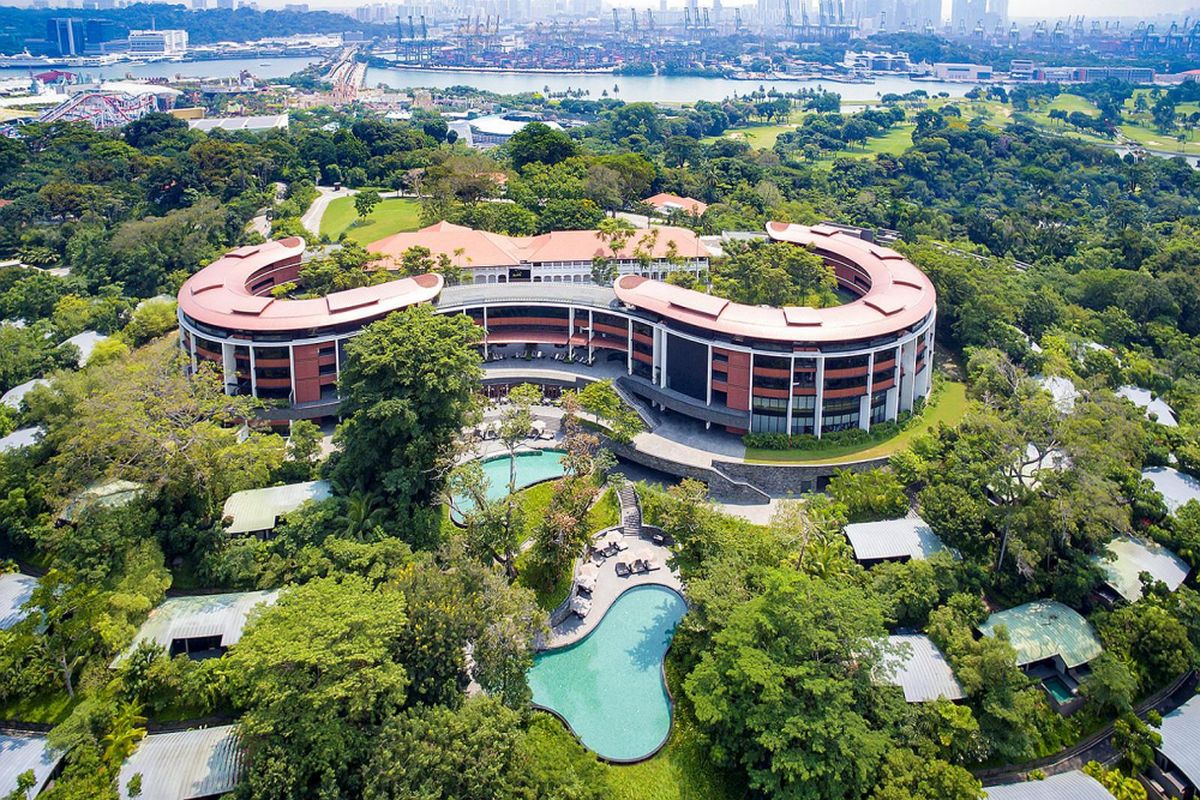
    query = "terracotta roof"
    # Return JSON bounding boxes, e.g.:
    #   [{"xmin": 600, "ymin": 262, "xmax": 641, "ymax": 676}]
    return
[
  {"xmin": 367, "ymin": 221, "xmax": 710, "ymax": 268},
  {"xmin": 177, "ymin": 238, "xmax": 444, "ymax": 332},
  {"xmin": 612, "ymin": 222, "xmax": 936, "ymax": 344},
  {"xmin": 0, "ymin": 199, "xmax": 12, "ymax": 209},
  {"xmin": 643, "ymin": 192, "xmax": 708, "ymax": 216}
]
